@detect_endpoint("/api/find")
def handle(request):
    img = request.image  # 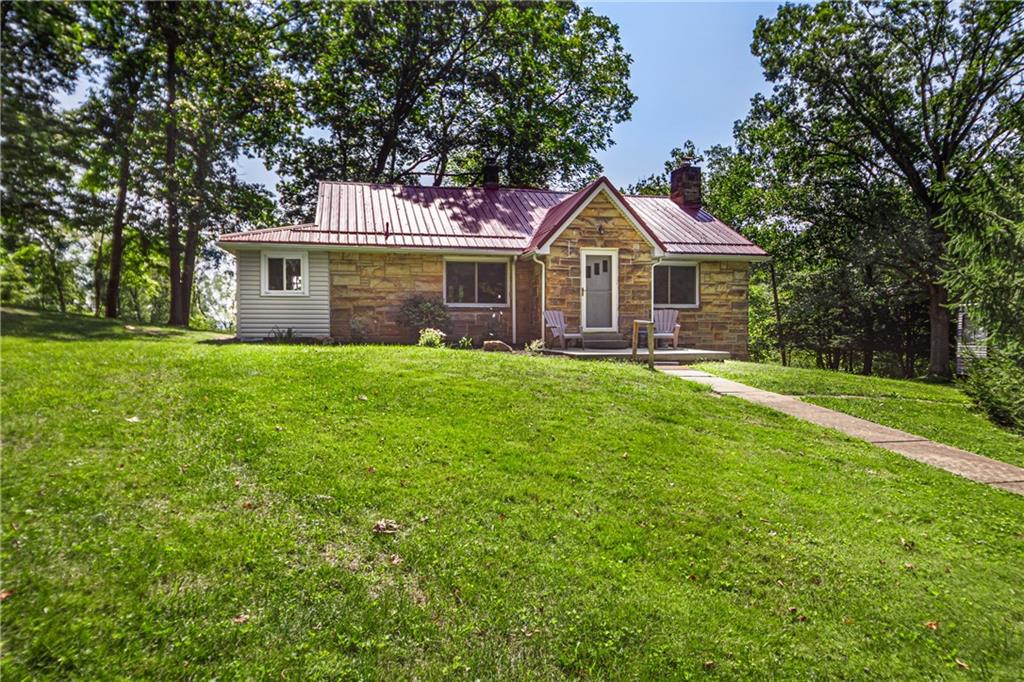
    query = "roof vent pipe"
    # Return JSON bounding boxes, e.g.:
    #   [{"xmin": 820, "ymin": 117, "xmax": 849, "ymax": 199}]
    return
[{"xmin": 482, "ymin": 164, "xmax": 500, "ymax": 190}]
